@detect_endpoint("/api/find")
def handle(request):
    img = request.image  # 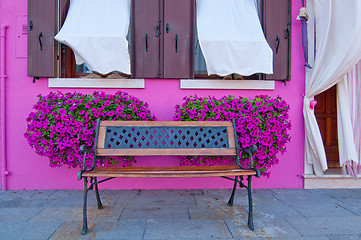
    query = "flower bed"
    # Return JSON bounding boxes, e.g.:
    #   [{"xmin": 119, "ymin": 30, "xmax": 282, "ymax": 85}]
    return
[
  {"xmin": 24, "ymin": 91, "xmax": 155, "ymax": 168},
  {"xmin": 174, "ymin": 95, "xmax": 291, "ymax": 176}
]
